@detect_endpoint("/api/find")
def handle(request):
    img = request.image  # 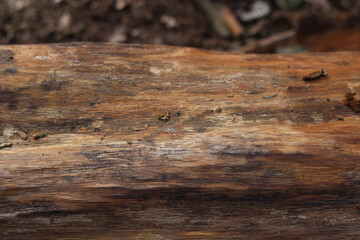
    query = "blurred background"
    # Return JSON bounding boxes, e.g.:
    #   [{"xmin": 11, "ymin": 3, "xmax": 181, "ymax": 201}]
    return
[{"xmin": 1, "ymin": 0, "xmax": 359, "ymax": 53}]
